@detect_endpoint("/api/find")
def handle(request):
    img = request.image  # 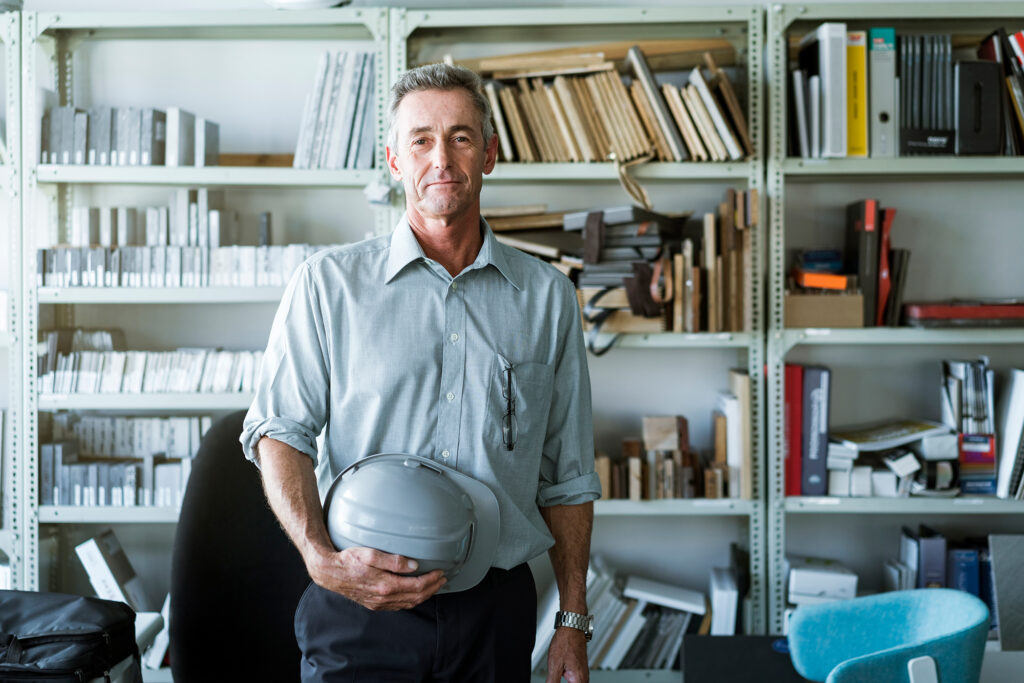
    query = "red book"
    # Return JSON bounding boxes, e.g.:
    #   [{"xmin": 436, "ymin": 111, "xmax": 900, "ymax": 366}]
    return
[
  {"xmin": 784, "ymin": 364, "xmax": 804, "ymax": 497},
  {"xmin": 876, "ymin": 207, "xmax": 896, "ymax": 326}
]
